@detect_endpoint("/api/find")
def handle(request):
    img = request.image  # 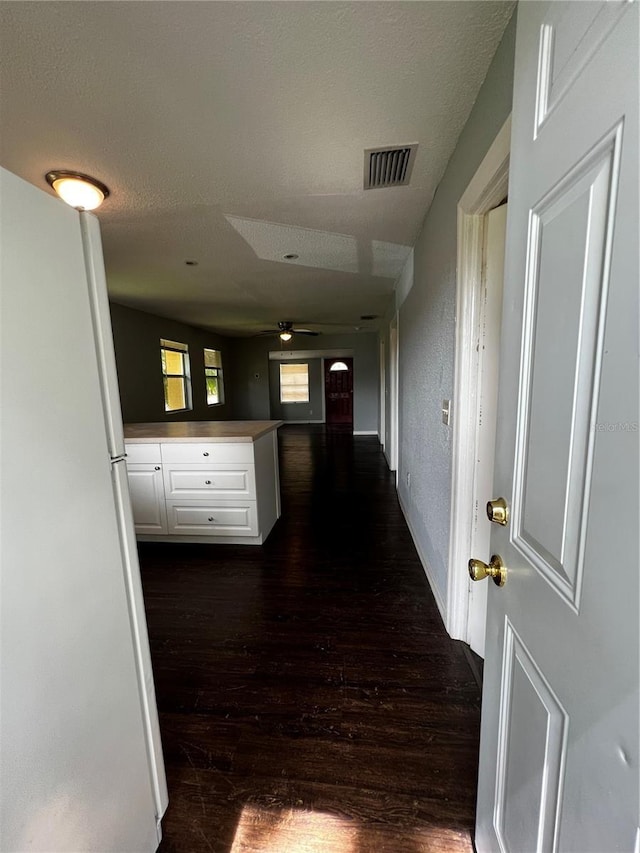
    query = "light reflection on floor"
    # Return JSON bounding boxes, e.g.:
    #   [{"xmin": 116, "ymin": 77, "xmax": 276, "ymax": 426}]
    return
[
  {"xmin": 230, "ymin": 806, "xmax": 358, "ymax": 853},
  {"xmin": 229, "ymin": 805, "xmax": 474, "ymax": 853}
]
